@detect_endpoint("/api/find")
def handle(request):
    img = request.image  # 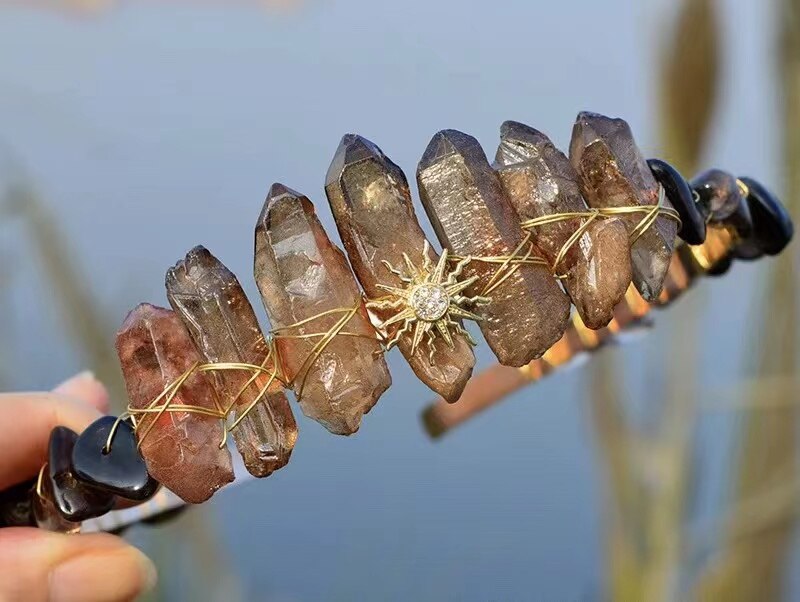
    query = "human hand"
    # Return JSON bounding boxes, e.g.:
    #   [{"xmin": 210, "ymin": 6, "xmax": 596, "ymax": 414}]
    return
[{"xmin": 0, "ymin": 372, "xmax": 157, "ymax": 602}]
